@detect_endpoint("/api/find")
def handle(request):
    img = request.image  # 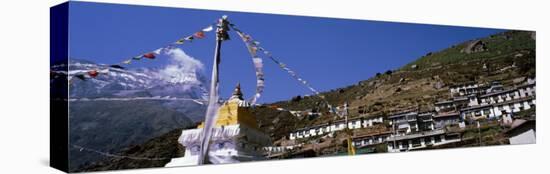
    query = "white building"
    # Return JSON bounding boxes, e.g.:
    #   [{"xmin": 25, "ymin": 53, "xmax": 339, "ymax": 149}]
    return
[
  {"xmin": 449, "ymin": 82, "xmax": 484, "ymax": 97},
  {"xmin": 460, "ymin": 96, "xmax": 535, "ymax": 121},
  {"xmin": 433, "ymin": 112, "xmax": 461, "ymax": 129},
  {"xmin": 388, "ymin": 112, "xmax": 419, "ymax": 134},
  {"xmin": 386, "ymin": 129, "xmax": 461, "ymax": 152},
  {"xmin": 352, "ymin": 131, "xmax": 392, "ymax": 147},
  {"xmin": 288, "ymin": 116, "xmax": 384, "ymax": 140},
  {"xmin": 505, "ymin": 119, "xmax": 536, "ymax": 145}
]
